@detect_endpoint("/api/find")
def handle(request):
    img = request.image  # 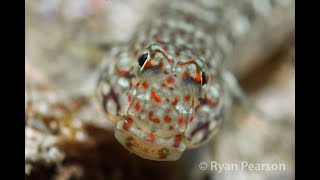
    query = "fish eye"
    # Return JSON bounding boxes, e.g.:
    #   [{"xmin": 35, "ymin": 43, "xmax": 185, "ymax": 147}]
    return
[
  {"xmin": 138, "ymin": 52, "xmax": 148, "ymax": 67},
  {"xmin": 201, "ymin": 71, "xmax": 207, "ymax": 86}
]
